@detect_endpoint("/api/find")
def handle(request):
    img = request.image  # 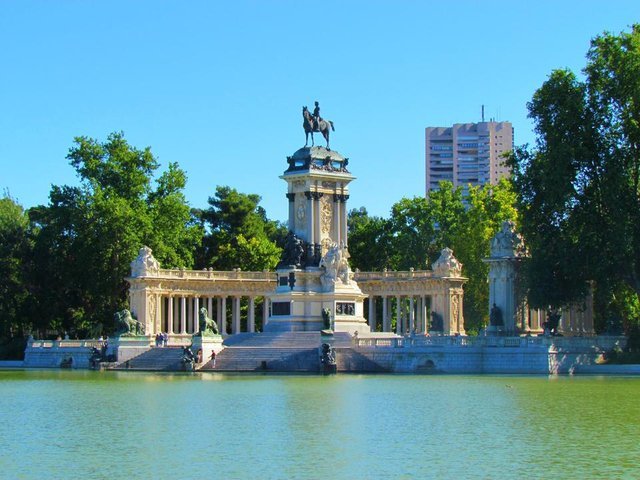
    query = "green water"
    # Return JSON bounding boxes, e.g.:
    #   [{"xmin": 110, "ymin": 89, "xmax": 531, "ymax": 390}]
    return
[{"xmin": 0, "ymin": 371, "xmax": 638, "ymax": 479}]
